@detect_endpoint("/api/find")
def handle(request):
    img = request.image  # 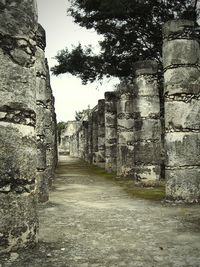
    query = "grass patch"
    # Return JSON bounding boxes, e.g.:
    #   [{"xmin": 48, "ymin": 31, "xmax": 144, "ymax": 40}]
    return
[
  {"xmin": 87, "ymin": 164, "xmax": 166, "ymax": 201},
  {"xmin": 57, "ymin": 159, "xmax": 166, "ymax": 202}
]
